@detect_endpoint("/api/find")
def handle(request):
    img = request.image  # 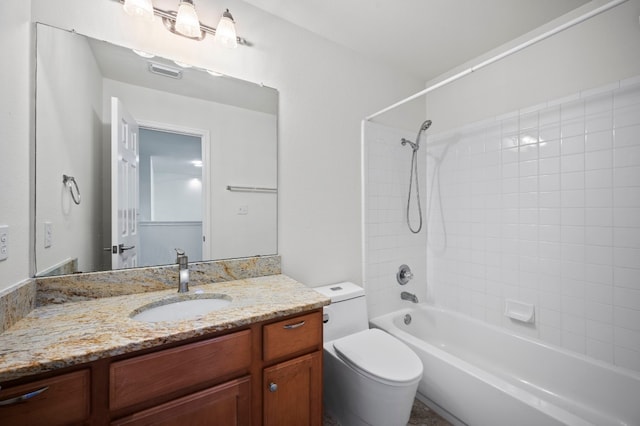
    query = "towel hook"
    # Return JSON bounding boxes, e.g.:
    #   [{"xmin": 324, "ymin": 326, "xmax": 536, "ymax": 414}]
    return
[{"xmin": 62, "ymin": 174, "xmax": 81, "ymax": 205}]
